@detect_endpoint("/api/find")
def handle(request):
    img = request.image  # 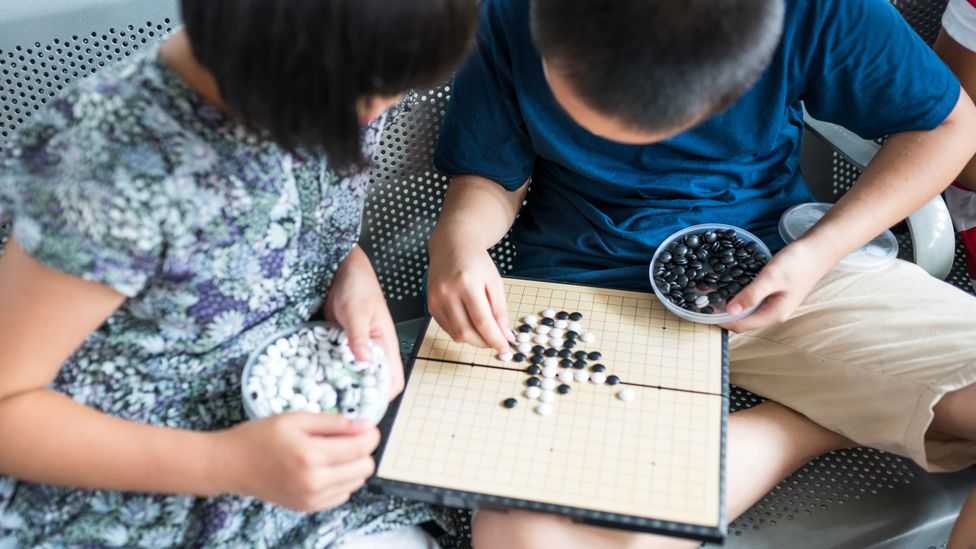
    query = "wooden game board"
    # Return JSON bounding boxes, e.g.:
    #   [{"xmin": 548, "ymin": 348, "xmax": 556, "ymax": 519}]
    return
[{"xmin": 371, "ymin": 277, "xmax": 729, "ymax": 542}]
